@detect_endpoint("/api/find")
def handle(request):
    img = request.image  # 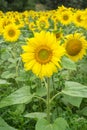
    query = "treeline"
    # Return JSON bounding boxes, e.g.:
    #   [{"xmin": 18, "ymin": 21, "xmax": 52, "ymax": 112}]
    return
[{"xmin": 0, "ymin": 0, "xmax": 87, "ymax": 12}]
